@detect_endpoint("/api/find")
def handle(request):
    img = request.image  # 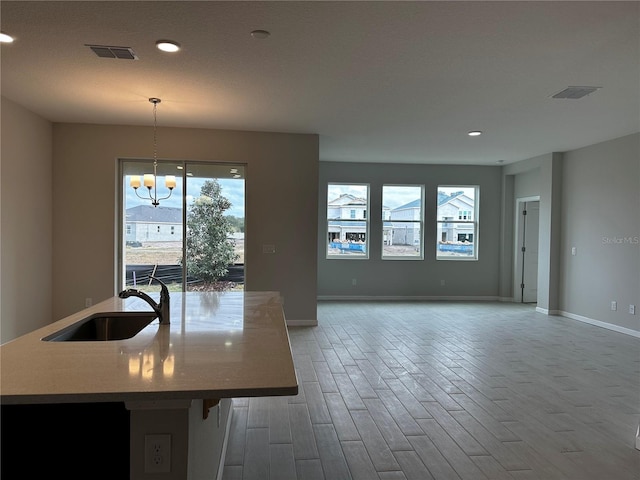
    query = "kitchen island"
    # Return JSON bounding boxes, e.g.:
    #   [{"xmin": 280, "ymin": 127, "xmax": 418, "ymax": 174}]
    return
[{"xmin": 1, "ymin": 291, "xmax": 298, "ymax": 479}]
